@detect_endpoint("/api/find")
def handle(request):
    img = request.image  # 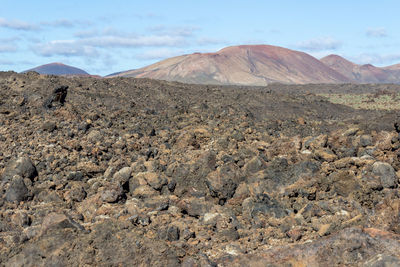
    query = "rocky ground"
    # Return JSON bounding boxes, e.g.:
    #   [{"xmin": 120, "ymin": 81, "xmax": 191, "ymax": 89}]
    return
[{"xmin": 1, "ymin": 71, "xmax": 400, "ymax": 266}]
